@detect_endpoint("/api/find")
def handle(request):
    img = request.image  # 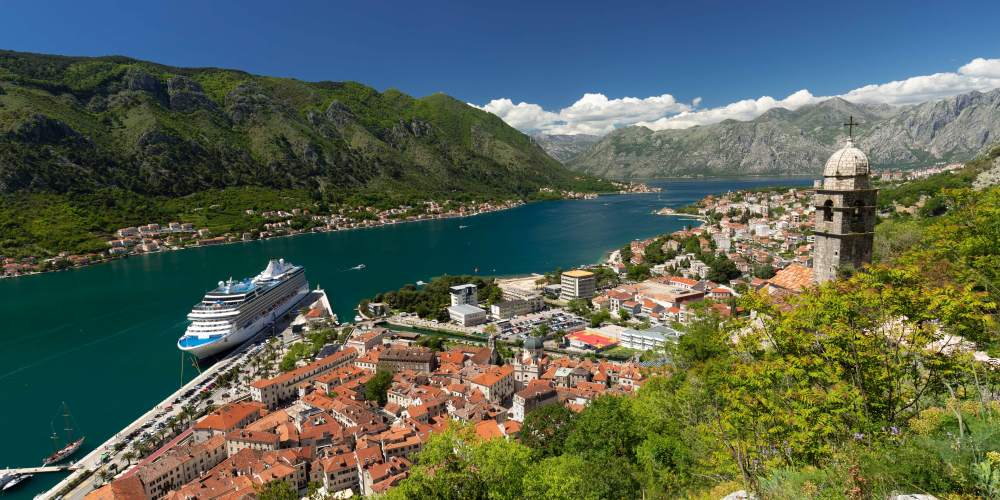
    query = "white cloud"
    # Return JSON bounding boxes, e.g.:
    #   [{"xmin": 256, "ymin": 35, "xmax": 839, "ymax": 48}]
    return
[
  {"xmin": 472, "ymin": 92, "xmax": 691, "ymax": 135},
  {"xmin": 638, "ymin": 89, "xmax": 821, "ymax": 130},
  {"xmin": 476, "ymin": 98, "xmax": 559, "ymax": 131},
  {"xmin": 475, "ymin": 57, "xmax": 1000, "ymax": 135},
  {"xmin": 840, "ymin": 71, "xmax": 1000, "ymax": 105},
  {"xmin": 959, "ymin": 57, "xmax": 1000, "ymax": 78}
]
